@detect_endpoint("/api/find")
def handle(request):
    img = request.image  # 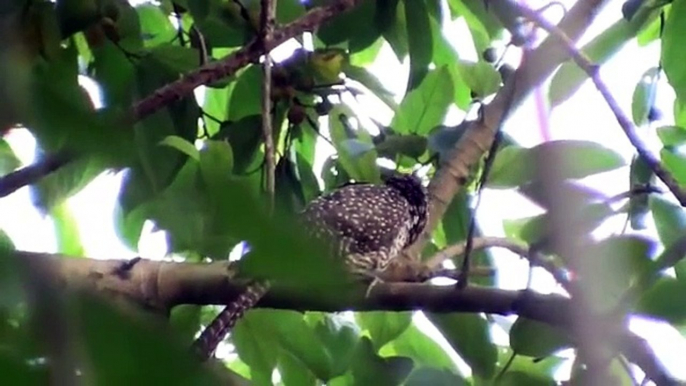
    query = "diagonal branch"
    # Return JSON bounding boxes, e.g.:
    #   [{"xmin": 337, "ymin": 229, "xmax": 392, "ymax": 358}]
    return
[
  {"xmin": 0, "ymin": 0, "xmax": 364, "ymax": 199},
  {"xmin": 404, "ymin": 0, "xmax": 609, "ymax": 258},
  {"xmin": 517, "ymin": 4, "xmax": 686, "ymax": 206}
]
